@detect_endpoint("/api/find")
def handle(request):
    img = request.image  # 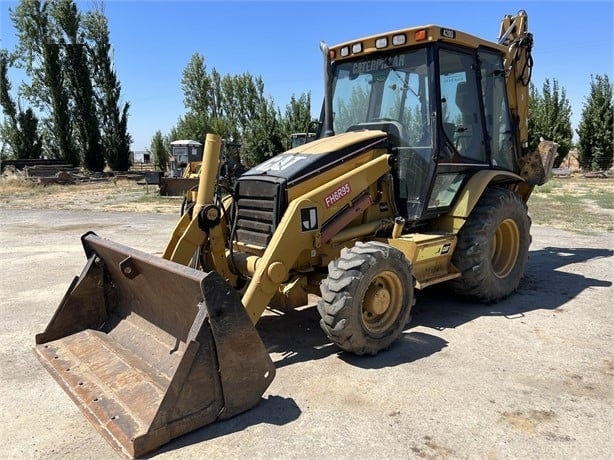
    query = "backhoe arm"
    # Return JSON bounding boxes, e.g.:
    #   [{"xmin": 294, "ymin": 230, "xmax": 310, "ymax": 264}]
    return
[
  {"xmin": 498, "ymin": 10, "xmax": 533, "ymax": 152},
  {"xmin": 499, "ymin": 11, "xmax": 558, "ymax": 193}
]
